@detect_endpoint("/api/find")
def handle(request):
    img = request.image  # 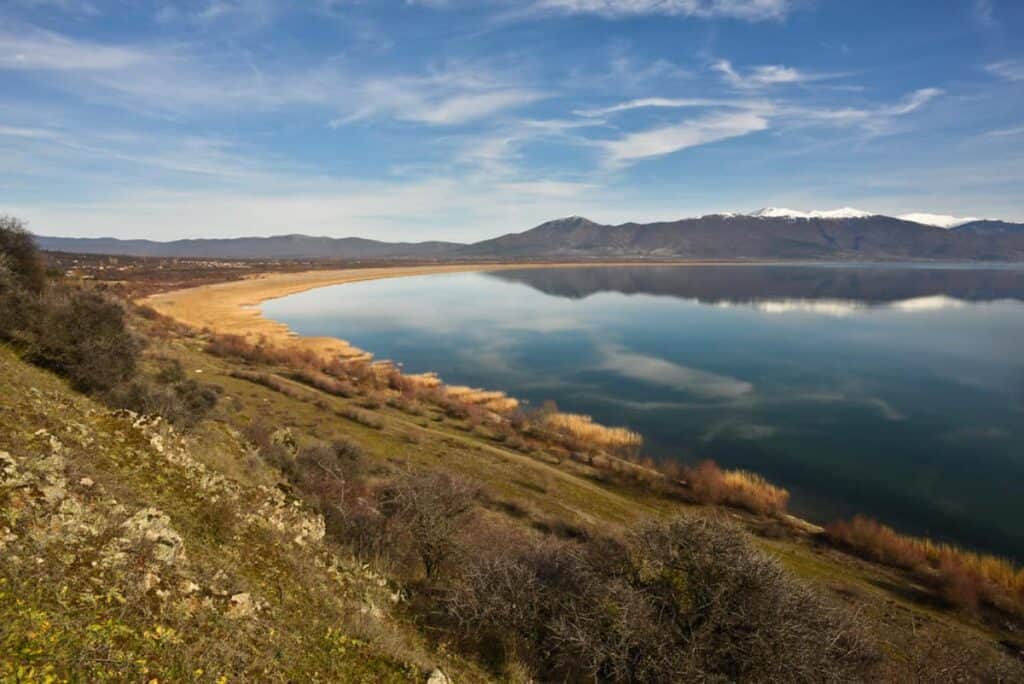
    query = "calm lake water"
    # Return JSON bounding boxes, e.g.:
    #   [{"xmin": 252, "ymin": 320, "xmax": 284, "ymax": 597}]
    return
[{"xmin": 263, "ymin": 264, "xmax": 1024, "ymax": 559}]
